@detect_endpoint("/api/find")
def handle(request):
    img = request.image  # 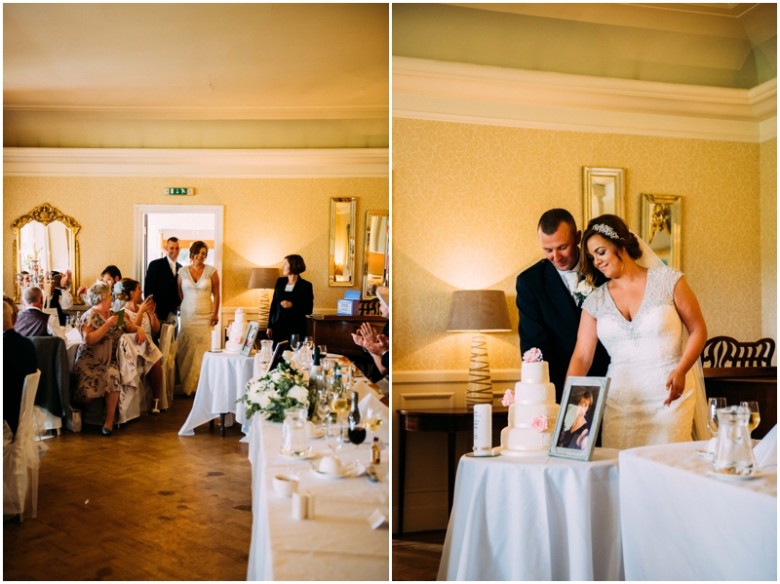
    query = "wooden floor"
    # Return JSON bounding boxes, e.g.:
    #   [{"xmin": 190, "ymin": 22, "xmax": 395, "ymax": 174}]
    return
[
  {"xmin": 3, "ymin": 396, "xmax": 252, "ymax": 581},
  {"xmin": 392, "ymin": 530, "xmax": 446, "ymax": 581}
]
